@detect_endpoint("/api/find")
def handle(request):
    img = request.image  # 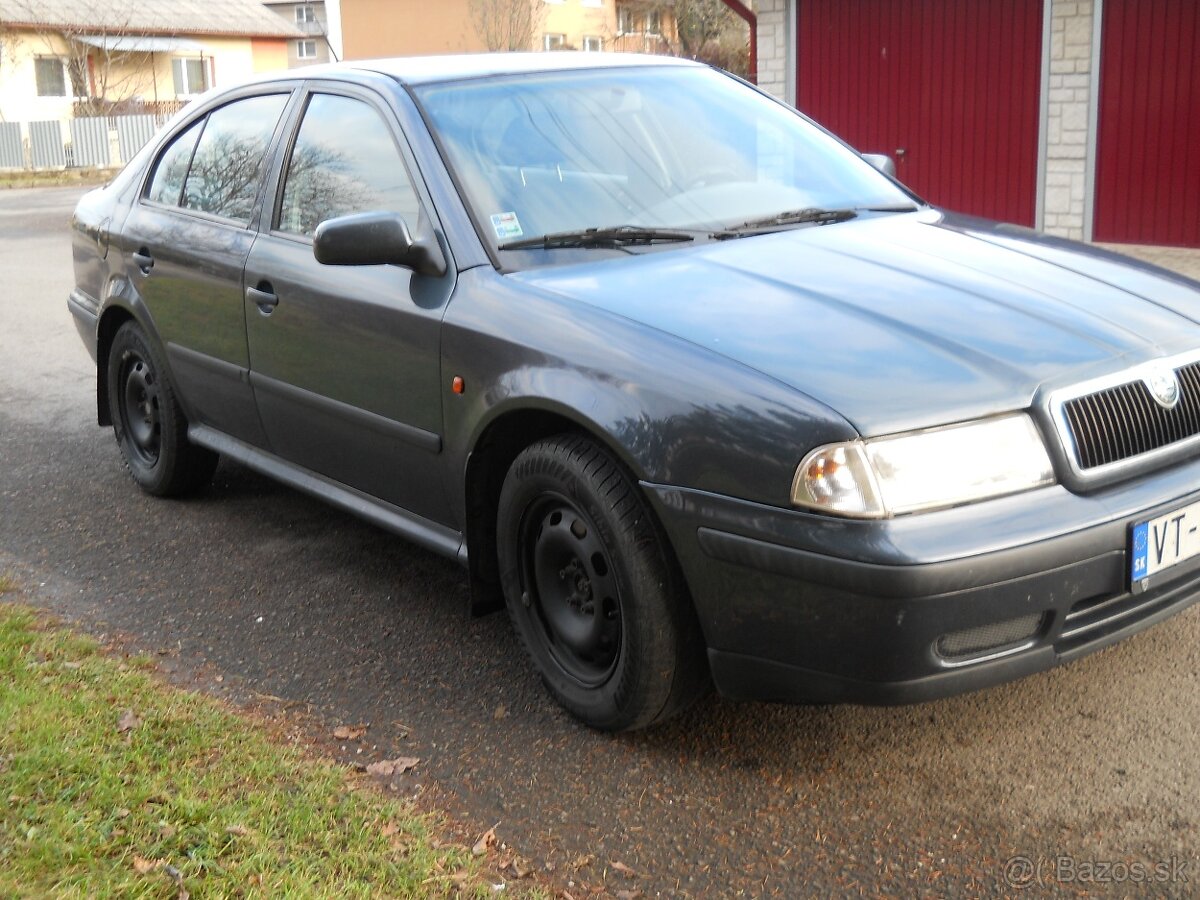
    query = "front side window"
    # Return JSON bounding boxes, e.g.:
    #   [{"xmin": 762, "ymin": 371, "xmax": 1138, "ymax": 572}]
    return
[
  {"xmin": 417, "ymin": 67, "xmax": 913, "ymax": 265},
  {"xmin": 181, "ymin": 94, "xmax": 289, "ymax": 224},
  {"xmin": 145, "ymin": 119, "xmax": 204, "ymax": 206},
  {"xmin": 172, "ymin": 58, "xmax": 210, "ymax": 97},
  {"xmin": 34, "ymin": 57, "xmax": 66, "ymax": 97},
  {"xmin": 277, "ymin": 93, "xmax": 420, "ymax": 237}
]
